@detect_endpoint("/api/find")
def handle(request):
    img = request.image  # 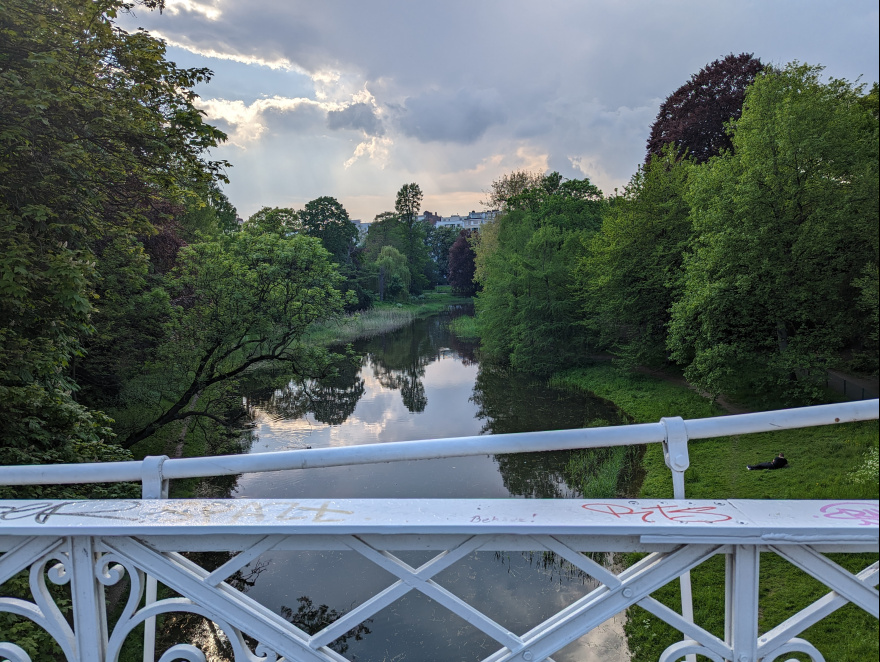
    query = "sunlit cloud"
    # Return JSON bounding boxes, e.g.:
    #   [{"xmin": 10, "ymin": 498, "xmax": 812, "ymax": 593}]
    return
[
  {"xmin": 116, "ymin": 0, "xmax": 878, "ymax": 221},
  {"xmin": 151, "ymin": 31, "xmax": 302, "ymax": 72},
  {"xmin": 513, "ymin": 146, "xmax": 550, "ymax": 173},
  {"xmin": 162, "ymin": 0, "xmax": 223, "ymax": 21},
  {"xmin": 195, "ymin": 96, "xmax": 341, "ymax": 147},
  {"xmin": 344, "ymin": 136, "xmax": 394, "ymax": 169}
]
